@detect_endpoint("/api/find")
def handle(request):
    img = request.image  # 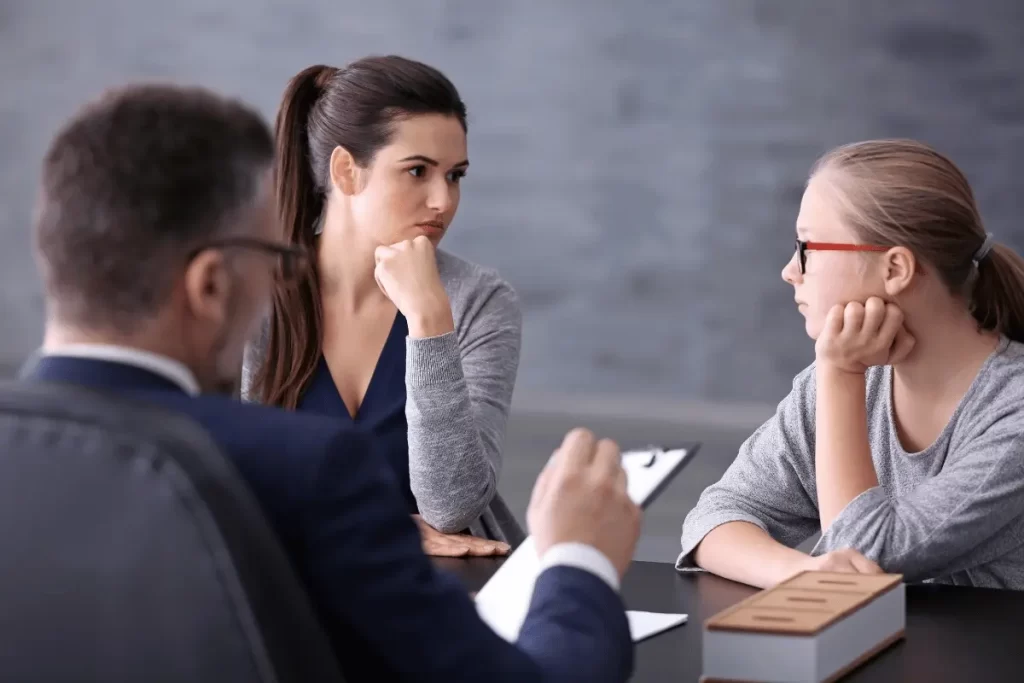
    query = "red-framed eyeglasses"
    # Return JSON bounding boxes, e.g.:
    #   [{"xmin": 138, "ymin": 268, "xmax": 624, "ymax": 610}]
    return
[{"xmin": 794, "ymin": 240, "xmax": 890, "ymax": 275}]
